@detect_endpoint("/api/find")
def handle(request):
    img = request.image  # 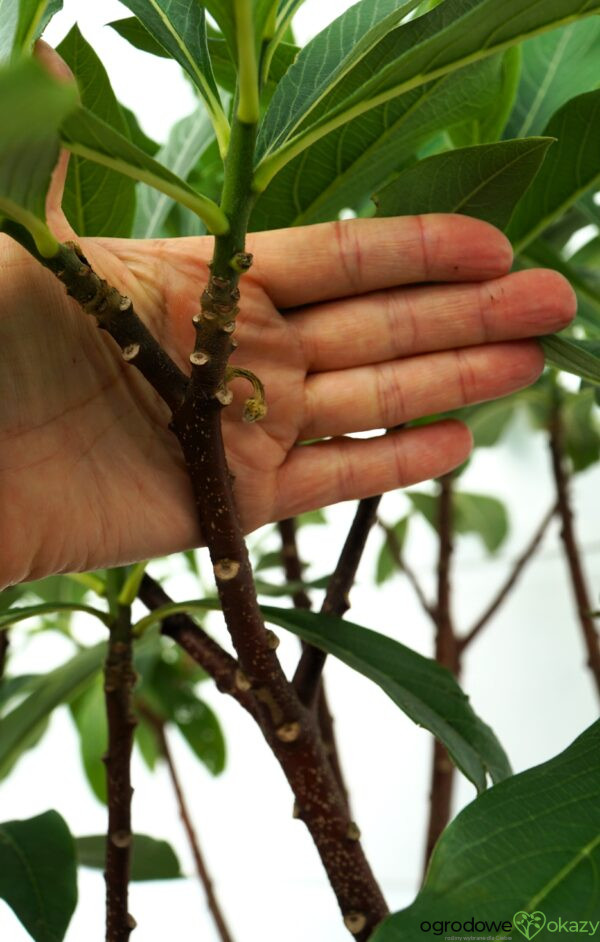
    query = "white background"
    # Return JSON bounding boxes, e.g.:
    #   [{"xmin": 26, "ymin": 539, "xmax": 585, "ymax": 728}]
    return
[{"xmin": 1, "ymin": 2, "xmax": 599, "ymax": 940}]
